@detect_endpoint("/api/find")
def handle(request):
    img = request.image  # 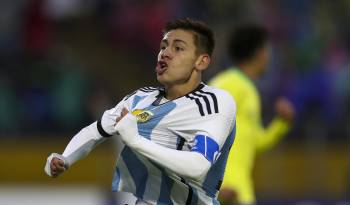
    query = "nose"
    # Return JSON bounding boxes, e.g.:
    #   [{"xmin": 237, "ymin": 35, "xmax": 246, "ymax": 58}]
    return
[{"xmin": 160, "ymin": 47, "xmax": 171, "ymax": 59}]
